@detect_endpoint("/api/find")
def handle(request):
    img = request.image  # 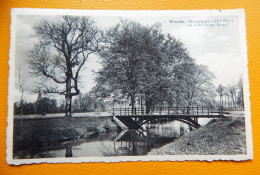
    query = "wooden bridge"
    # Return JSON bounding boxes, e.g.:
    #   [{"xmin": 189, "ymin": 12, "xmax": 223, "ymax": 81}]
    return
[{"xmin": 112, "ymin": 106, "xmax": 226, "ymax": 129}]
